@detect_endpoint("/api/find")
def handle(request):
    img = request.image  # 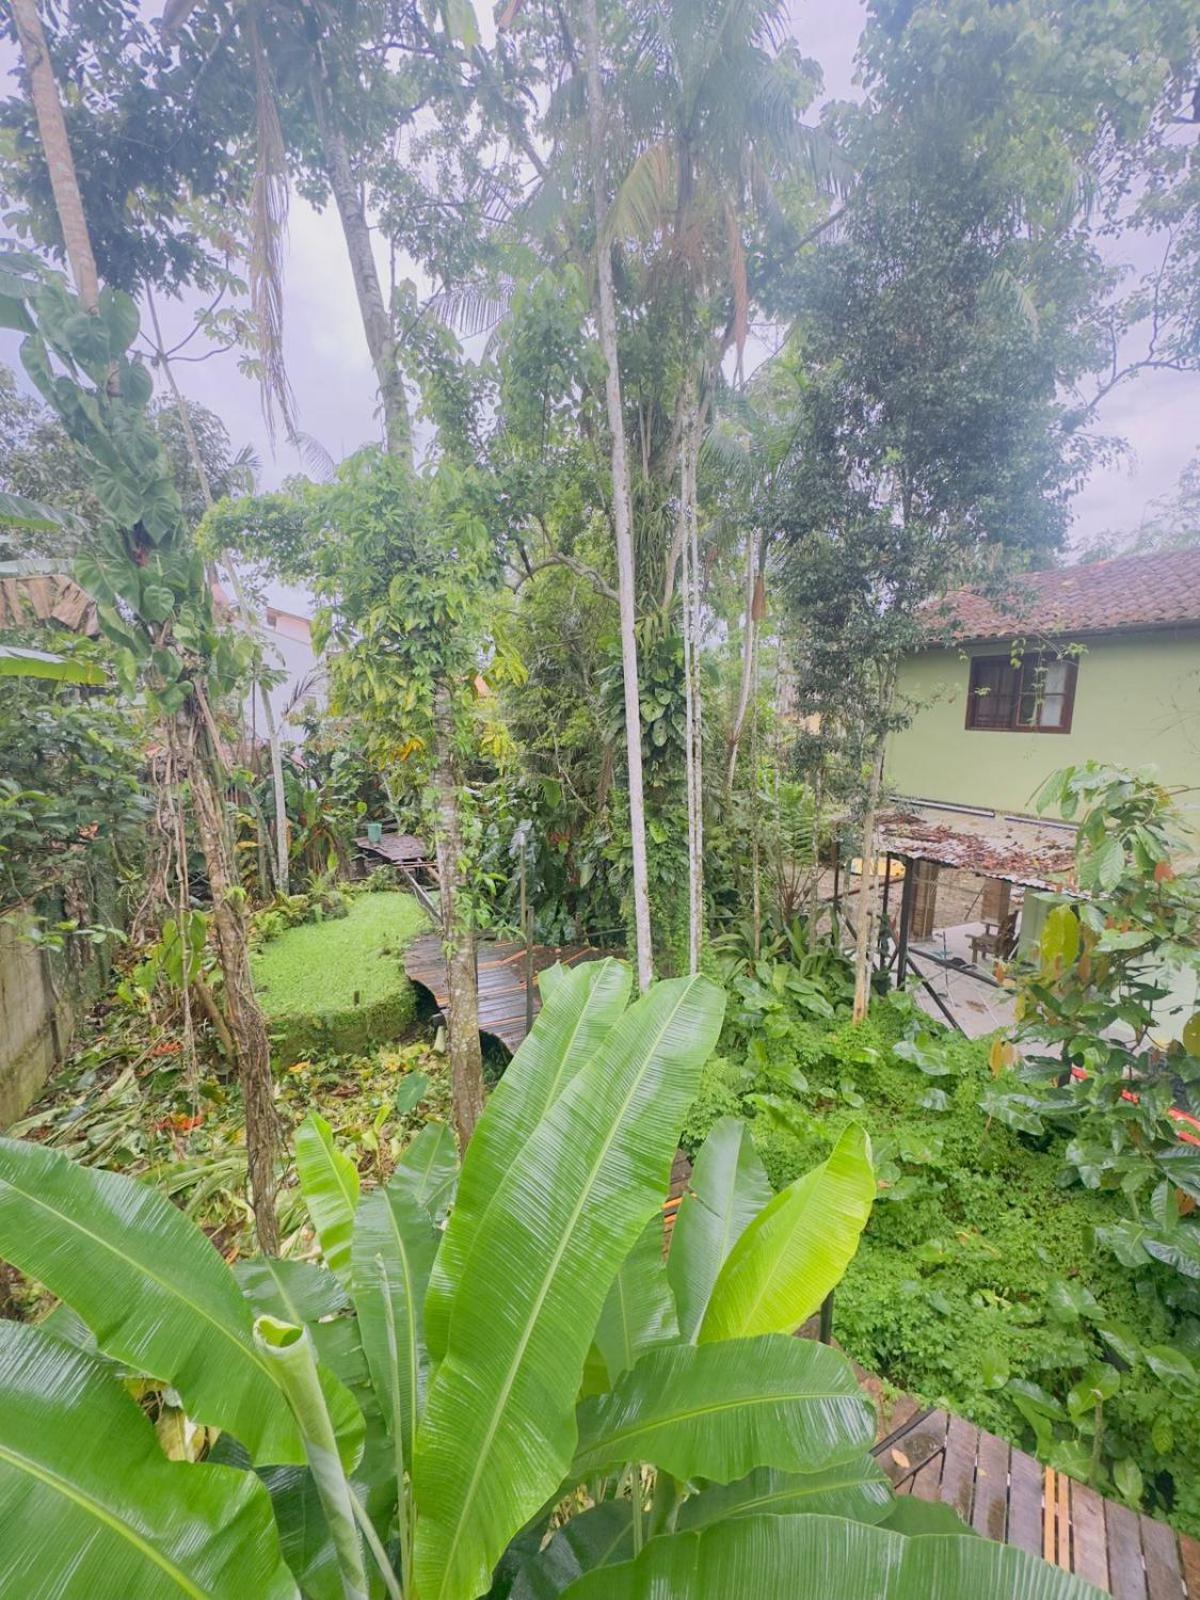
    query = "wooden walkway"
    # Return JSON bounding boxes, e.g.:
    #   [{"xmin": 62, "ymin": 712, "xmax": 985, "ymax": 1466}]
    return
[
  {"xmin": 402, "ymin": 934, "xmax": 608, "ymax": 1053},
  {"xmin": 875, "ymin": 1405, "xmax": 1200, "ymax": 1597}
]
